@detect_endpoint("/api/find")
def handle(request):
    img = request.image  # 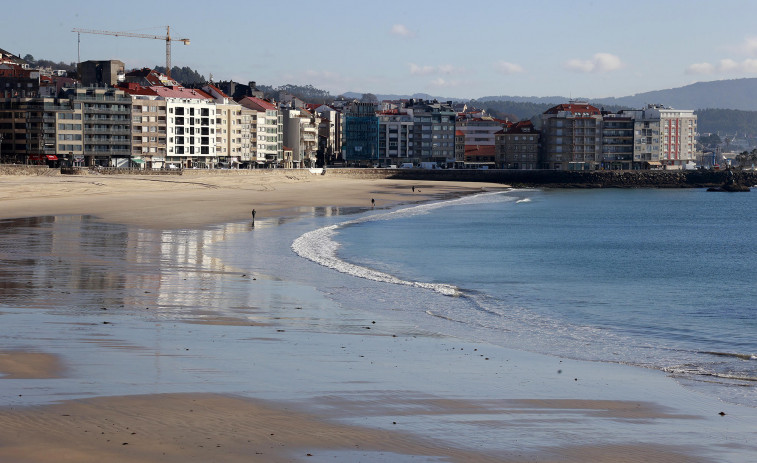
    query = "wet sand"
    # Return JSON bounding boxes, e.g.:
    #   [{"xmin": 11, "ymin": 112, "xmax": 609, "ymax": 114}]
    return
[{"xmin": 0, "ymin": 173, "xmax": 754, "ymax": 462}]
